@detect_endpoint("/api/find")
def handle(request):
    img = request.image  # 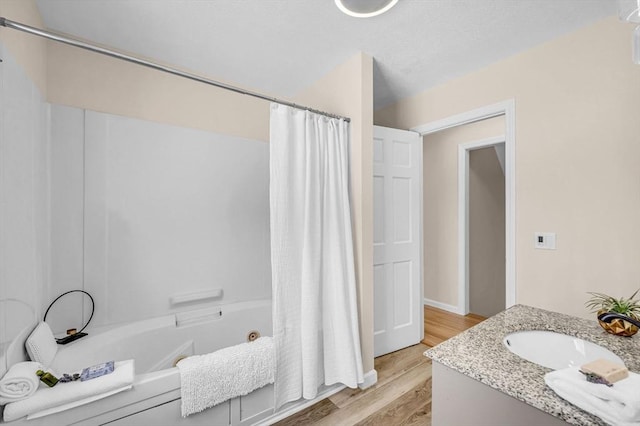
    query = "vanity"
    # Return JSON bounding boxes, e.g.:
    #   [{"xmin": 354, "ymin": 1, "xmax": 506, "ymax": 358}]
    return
[{"xmin": 424, "ymin": 305, "xmax": 640, "ymax": 426}]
